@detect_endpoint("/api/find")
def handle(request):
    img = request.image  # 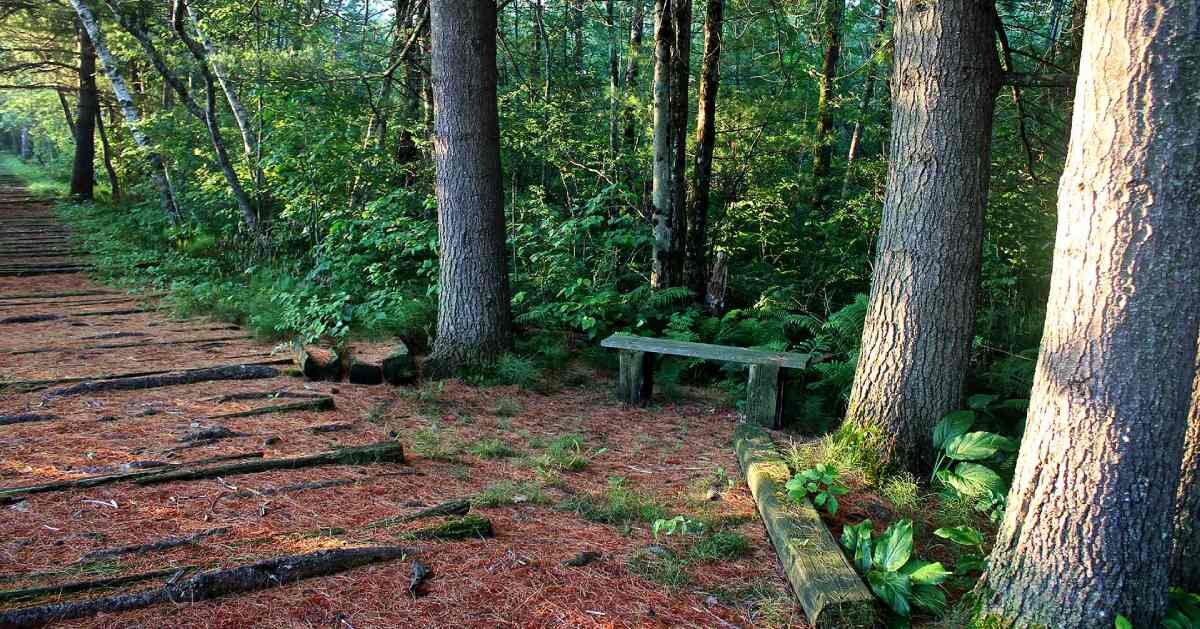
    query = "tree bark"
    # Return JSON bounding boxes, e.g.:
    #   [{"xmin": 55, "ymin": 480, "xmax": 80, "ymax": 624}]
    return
[
  {"xmin": 1175, "ymin": 365, "xmax": 1200, "ymax": 591},
  {"xmin": 95, "ymin": 107, "xmax": 120, "ymax": 200},
  {"xmin": 841, "ymin": 0, "xmax": 888, "ymax": 199},
  {"xmin": 843, "ymin": 0, "xmax": 1000, "ymax": 471},
  {"xmin": 69, "ymin": 0, "xmax": 179, "ymax": 221},
  {"xmin": 425, "ymin": 0, "xmax": 513, "ymax": 376},
  {"xmin": 607, "ymin": 0, "xmax": 619, "ymax": 161},
  {"xmin": 983, "ymin": 1, "xmax": 1200, "ymax": 625},
  {"xmin": 685, "ymin": 0, "xmax": 723, "ymax": 299},
  {"xmin": 667, "ymin": 0, "xmax": 691, "ymax": 288},
  {"xmin": 649, "ymin": 0, "xmax": 673, "ymax": 289},
  {"xmin": 622, "ymin": 0, "xmax": 645, "ymax": 152},
  {"xmin": 808, "ymin": 0, "xmax": 845, "ymax": 213},
  {"xmin": 70, "ymin": 24, "xmax": 98, "ymax": 201}
]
